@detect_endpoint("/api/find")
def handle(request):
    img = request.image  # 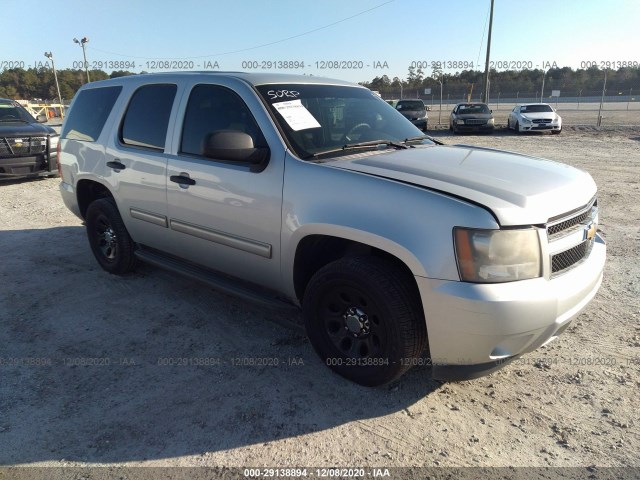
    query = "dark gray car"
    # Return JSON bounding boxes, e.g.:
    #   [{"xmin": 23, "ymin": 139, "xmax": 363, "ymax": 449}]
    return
[
  {"xmin": 389, "ymin": 99, "xmax": 428, "ymax": 131},
  {"xmin": 450, "ymin": 103, "xmax": 495, "ymax": 134}
]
